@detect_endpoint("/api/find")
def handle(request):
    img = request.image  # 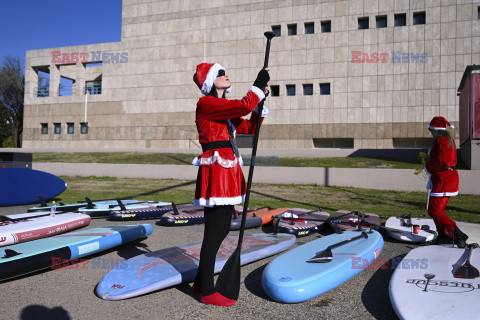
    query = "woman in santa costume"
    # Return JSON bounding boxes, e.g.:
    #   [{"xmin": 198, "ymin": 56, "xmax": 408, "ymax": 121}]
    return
[
  {"xmin": 425, "ymin": 116, "xmax": 468, "ymax": 248},
  {"xmin": 191, "ymin": 62, "xmax": 269, "ymax": 306}
]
